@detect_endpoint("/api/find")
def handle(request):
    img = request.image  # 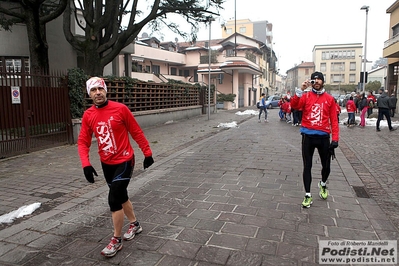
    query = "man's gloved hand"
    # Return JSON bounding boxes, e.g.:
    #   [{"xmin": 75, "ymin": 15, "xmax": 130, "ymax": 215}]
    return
[
  {"xmin": 83, "ymin": 166, "xmax": 98, "ymax": 183},
  {"xmin": 329, "ymin": 141, "xmax": 338, "ymax": 149},
  {"xmin": 329, "ymin": 141, "xmax": 338, "ymax": 160},
  {"xmin": 143, "ymin": 156, "xmax": 154, "ymax": 169}
]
